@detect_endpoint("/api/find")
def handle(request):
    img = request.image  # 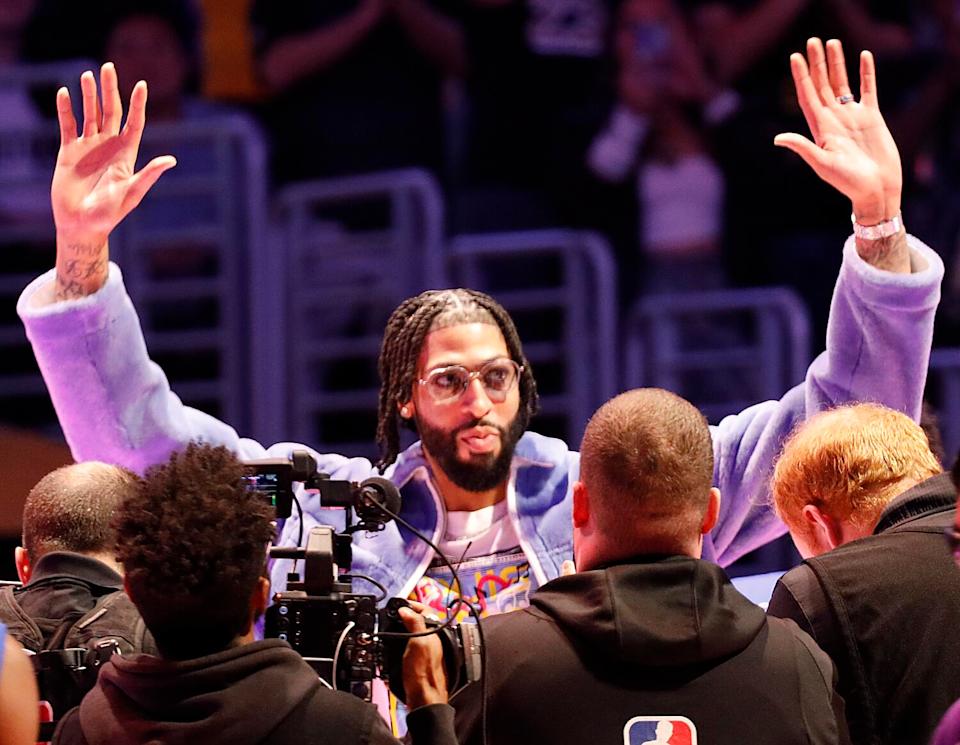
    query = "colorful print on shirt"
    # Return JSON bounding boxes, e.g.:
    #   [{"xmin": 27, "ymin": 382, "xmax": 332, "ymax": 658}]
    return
[{"xmin": 412, "ymin": 547, "xmax": 531, "ymax": 620}]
